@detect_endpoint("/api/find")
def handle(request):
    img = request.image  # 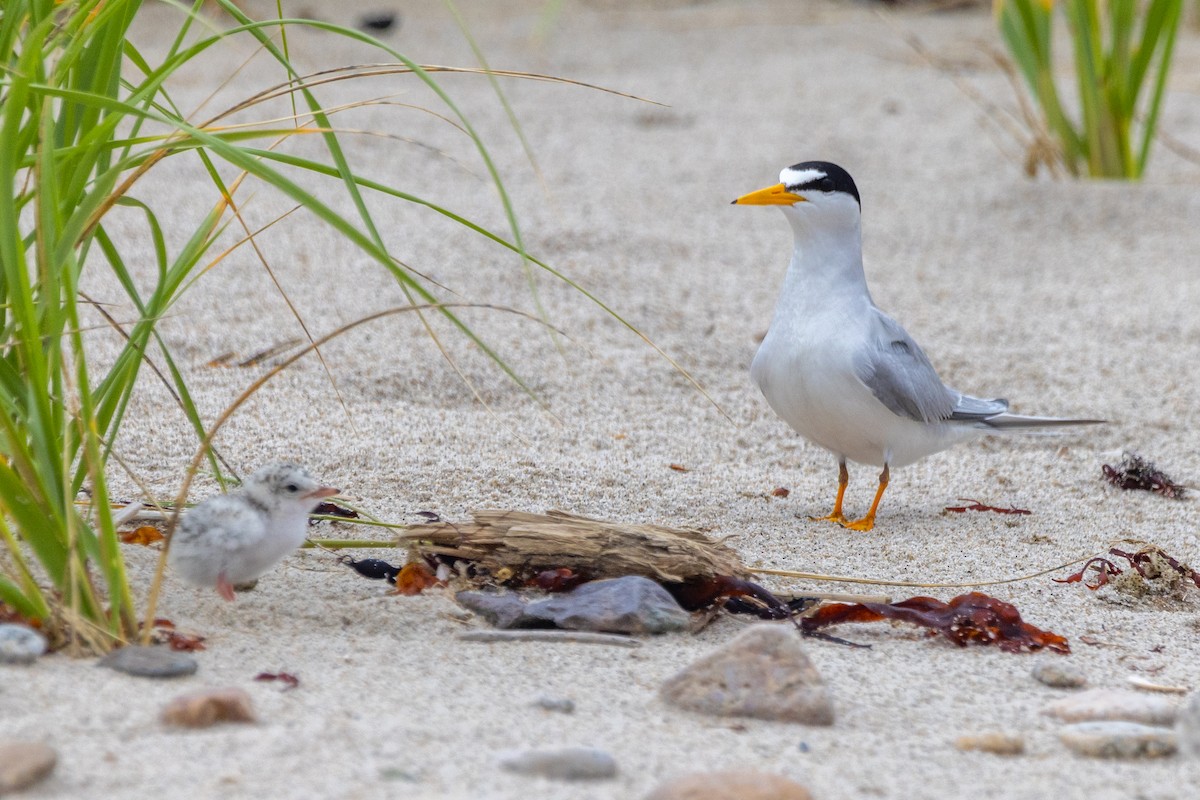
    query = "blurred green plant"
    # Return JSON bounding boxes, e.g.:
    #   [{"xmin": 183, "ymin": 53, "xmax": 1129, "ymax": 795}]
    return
[
  {"xmin": 0, "ymin": 0, "xmax": 669, "ymax": 653},
  {"xmin": 995, "ymin": 0, "xmax": 1182, "ymax": 178}
]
